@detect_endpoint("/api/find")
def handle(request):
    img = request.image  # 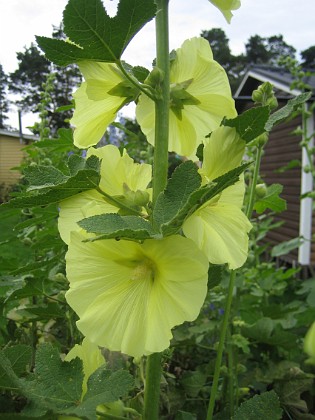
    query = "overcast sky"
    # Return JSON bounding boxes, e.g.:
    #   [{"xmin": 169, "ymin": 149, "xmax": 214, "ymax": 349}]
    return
[{"xmin": 1, "ymin": 0, "xmax": 314, "ymax": 132}]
